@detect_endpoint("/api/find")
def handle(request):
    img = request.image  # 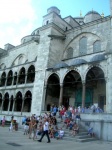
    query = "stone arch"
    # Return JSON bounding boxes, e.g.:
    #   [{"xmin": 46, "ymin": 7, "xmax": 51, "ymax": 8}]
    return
[
  {"xmin": 3, "ymin": 92, "xmax": 9, "ymax": 111},
  {"xmin": 63, "ymin": 70, "xmax": 82, "ymax": 108},
  {"xmin": 11, "ymin": 54, "xmax": 26, "ymax": 66},
  {"xmin": 84, "ymin": 64, "xmax": 106, "ymax": 81},
  {"xmin": 24, "ymin": 90, "xmax": 32, "ymax": 112},
  {"xmin": 26, "ymin": 65, "xmax": 35, "ymax": 83},
  {"xmin": 0, "ymin": 63, "xmax": 6, "ymax": 69},
  {"xmin": 93, "ymin": 40, "xmax": 101, "ymax": 53},
  {"xmin": 6, "ymin": 70, "xmax": 13, "ymax": 86},
  {"xmin": 15, "ymin": 91, "xmax": 22, "ymax": 111},
  {"xmin": 46, "ymin": 72, "xmax": 60, "ymax": 85},
  {"xmin": 62, "ymin": 68, "xmax": 81, "ymax": 83},
  {"xmin": 63, "ymin": 47, "xmax": 73, "ymax": 59},
  {"xmin": 65, "ymin": 32, "xmax": 102, "ymax": 51},
  {"xmin": 1, "ymin": 72, "xmax": 6, "ymax": 86},
  {"xmin": 9, "ymin": 95, "xmax": 14, "ymax": 111},
  {"xmin": 45, "ymin": 73, "xmax": 60, "ymax": 111},
  {"xmin": 79, "ymin": 36, "xmax": 87, "ymax": 55},
  {"xmin": 0, "ymin": 93, "xmax": 2, "ymax": 109},
  {"xmin": 18, "ymin": 67, "xmax": 26, "ymax": 84},
  {"xmin": 85, "ymin": 65, "xmax": 106, "ymax": 110},
  {"xmin": 13, "ymin": 72, "xmax": 17, "ymax": 85}
]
